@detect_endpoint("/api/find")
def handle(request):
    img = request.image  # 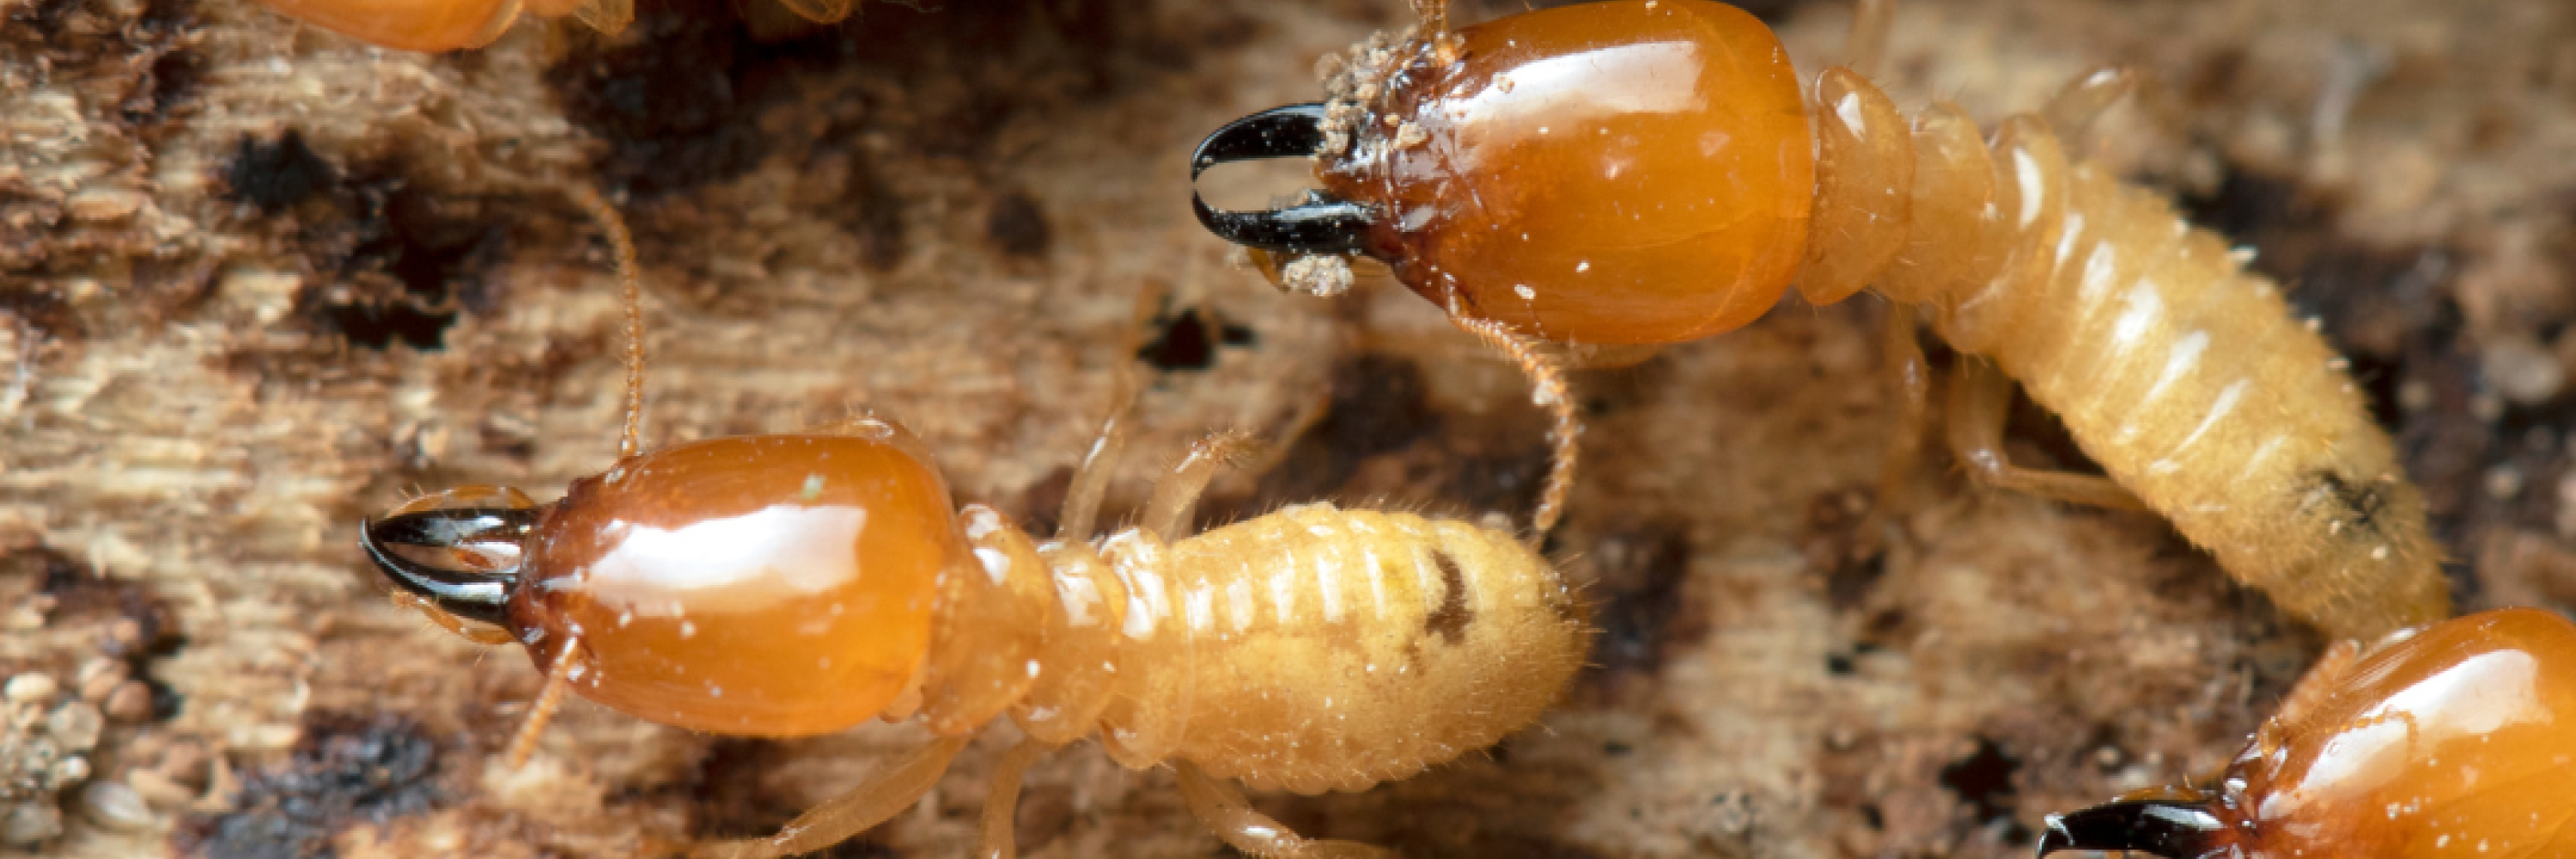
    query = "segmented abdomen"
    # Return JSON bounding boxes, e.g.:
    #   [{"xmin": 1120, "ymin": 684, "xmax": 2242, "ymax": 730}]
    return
[
  {"xmin": 1146, "ymin": 503, "xmax": 1586, "ymax": 795},
  {"xmin": 1833, "ymin": 77, "xmax": 2450, "ymax": 639},
  {"xmin": 1995, "ymin": 160, "xmax": 2445, "ymax": 638}
]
